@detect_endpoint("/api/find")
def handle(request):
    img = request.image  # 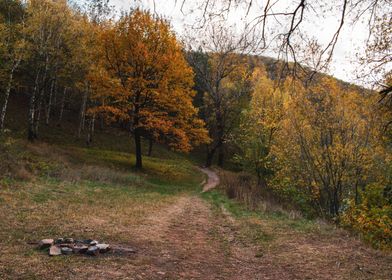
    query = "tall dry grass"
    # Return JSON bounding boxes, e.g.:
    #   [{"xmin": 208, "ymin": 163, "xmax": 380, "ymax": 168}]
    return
[{"xmin": 218, "ymin": 169, "xmax": 303, "ymax": 219}]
